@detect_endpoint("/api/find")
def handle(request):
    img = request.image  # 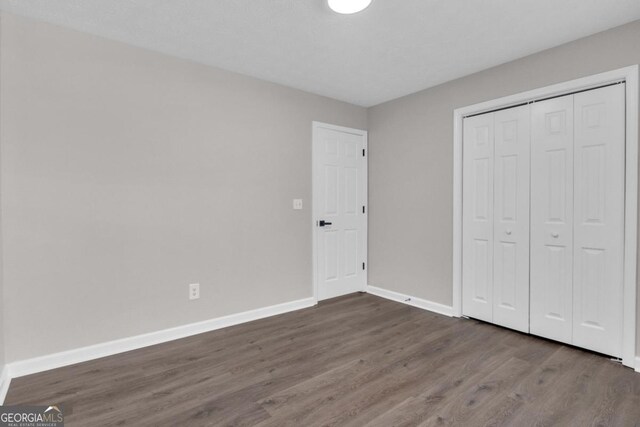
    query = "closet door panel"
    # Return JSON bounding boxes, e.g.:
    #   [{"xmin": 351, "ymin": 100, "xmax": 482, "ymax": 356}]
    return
[
  {"xmin": 462, "ymin": 113, "xmax": 494, "ymax": 322},
  {"xmin": 572, "ymin": 84, "xmax": 625, "ymax": 357},
  {"xmin": 492, "ymin": 105, "xmax": 530, "ymax": 333},
  {"xmin": 530, "ymin": 95, "xmax": 574, "ymax": 343}
]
